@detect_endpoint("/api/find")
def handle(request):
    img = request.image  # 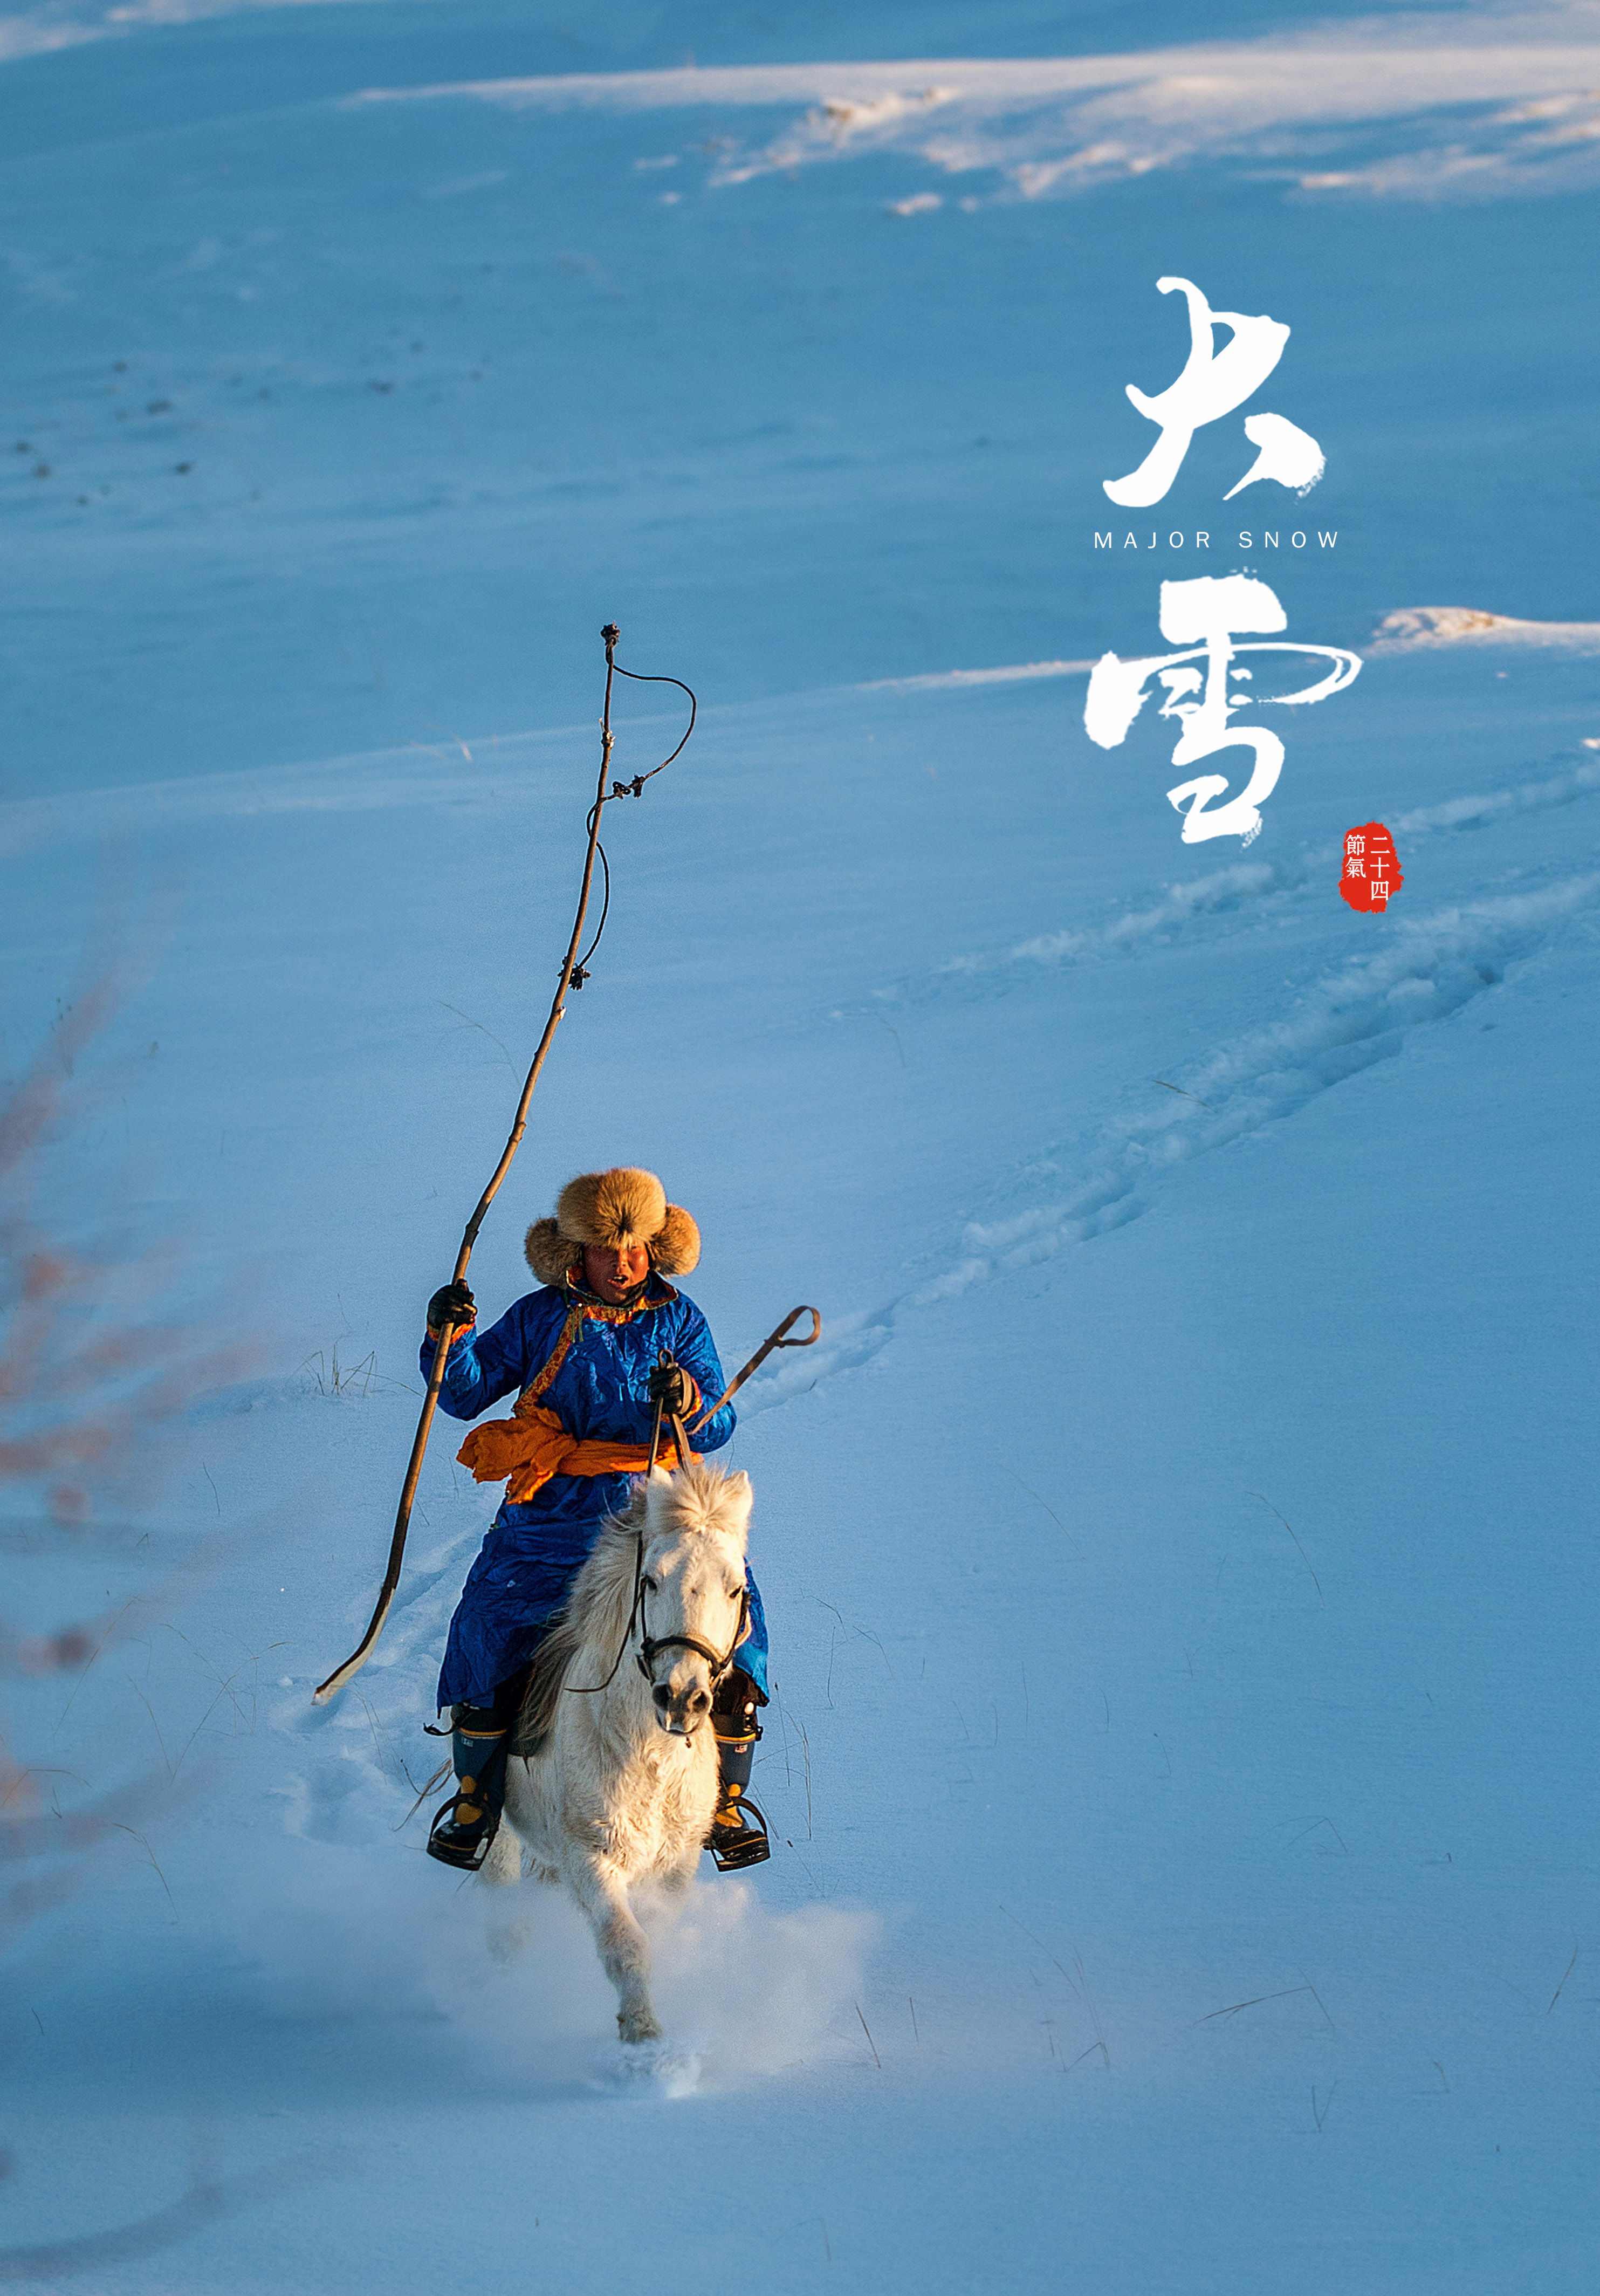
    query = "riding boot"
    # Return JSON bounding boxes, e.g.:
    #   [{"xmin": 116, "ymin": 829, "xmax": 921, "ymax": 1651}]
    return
[
  {"xmin": 427, "ymin": 1706, "xmax": 510, "ymax": 1872},
  {"xmin": 708, "ymin": 1668, "xmax": 771, "ymax": 1872}
]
